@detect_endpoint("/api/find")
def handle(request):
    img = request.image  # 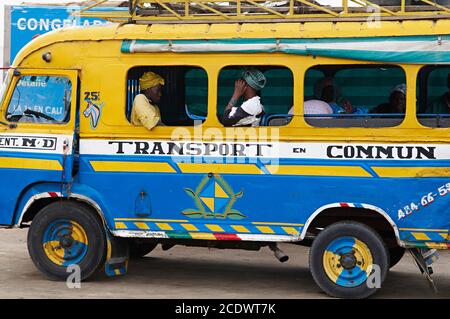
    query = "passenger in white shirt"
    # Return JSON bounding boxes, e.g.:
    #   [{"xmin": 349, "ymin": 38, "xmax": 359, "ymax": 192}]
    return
[
  {"xmin": 222, "ymin": 69, "xmax": 266, "ymax": 127},
  {"xmin": 289, "ymin": 100, "xmax": 333, "ymax": 118}
]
